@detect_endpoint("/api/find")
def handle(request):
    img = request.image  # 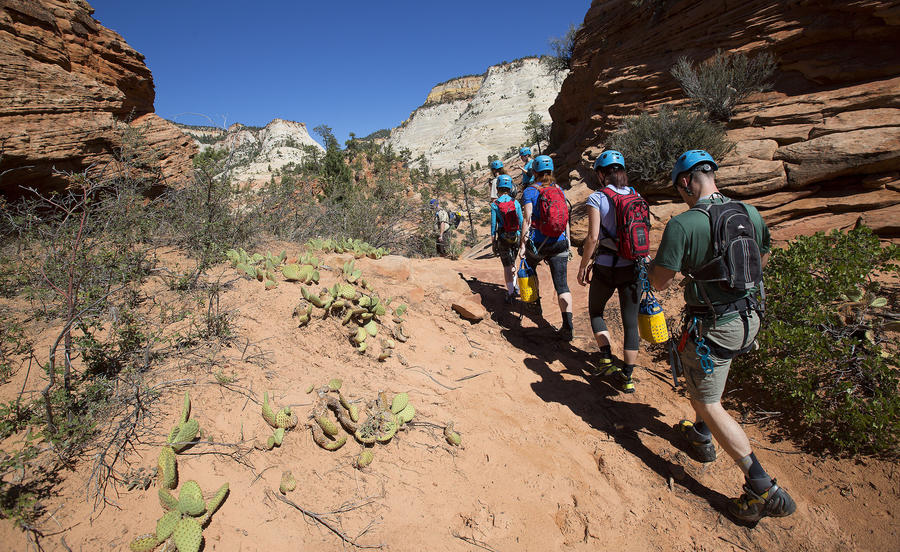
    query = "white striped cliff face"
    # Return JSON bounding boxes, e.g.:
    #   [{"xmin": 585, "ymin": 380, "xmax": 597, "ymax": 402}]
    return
[{"xmin": 388, "ymin": 58, "xmax": 566, "ymax": 171}]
